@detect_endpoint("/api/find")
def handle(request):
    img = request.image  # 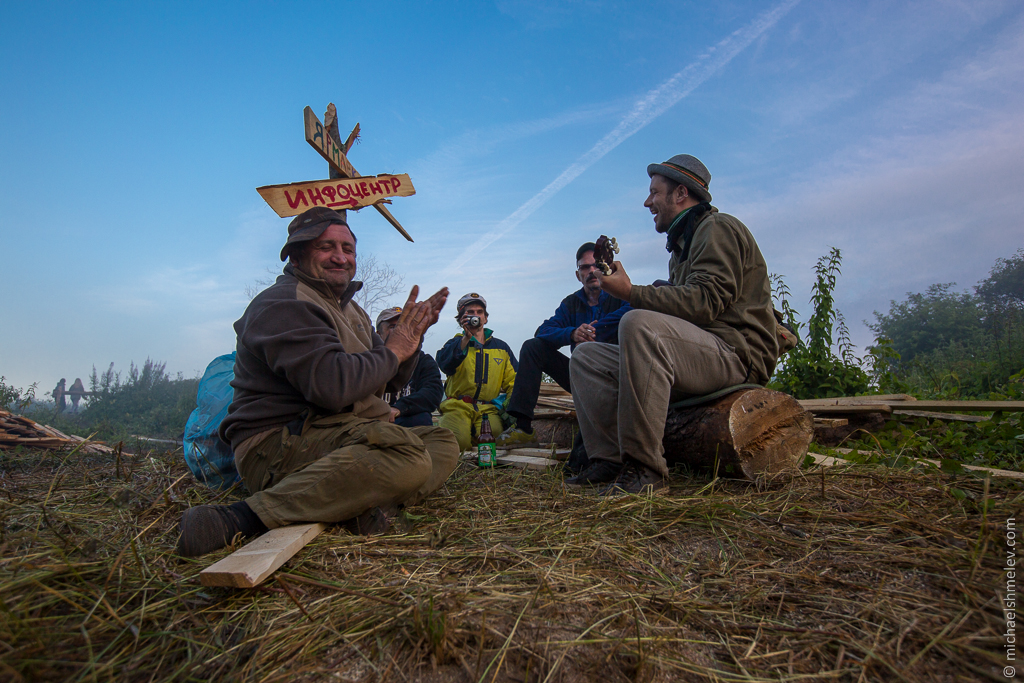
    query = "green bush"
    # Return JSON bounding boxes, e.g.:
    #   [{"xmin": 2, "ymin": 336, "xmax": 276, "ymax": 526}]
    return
[
  {"xmin": 22, "ymin": 360, "xmax": 198, "ymax": 443},
  {"xmin": 768, "ymin": 248, "xmax": 870, "ymax": 399}
]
